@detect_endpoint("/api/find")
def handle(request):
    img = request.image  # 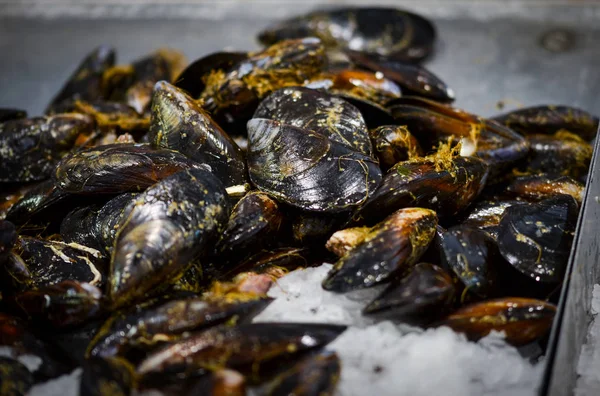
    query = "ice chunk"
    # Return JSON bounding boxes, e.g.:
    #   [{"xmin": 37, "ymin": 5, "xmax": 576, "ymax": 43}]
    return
[
  {"xmin": 29, "ymin": 369, "xmax": 82, "ymax": 396},
  {"xmin": 0, "ymin": 346, "xmax": 42, "ymax": 372}
]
